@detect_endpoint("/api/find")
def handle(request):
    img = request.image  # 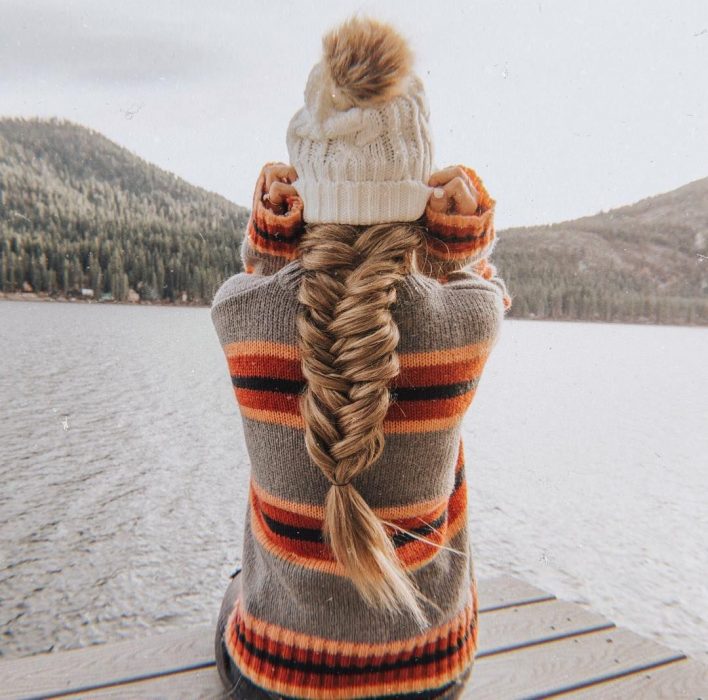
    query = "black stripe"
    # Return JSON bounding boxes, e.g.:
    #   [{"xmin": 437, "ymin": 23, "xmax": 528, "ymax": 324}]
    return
[
  {"xmin": 232, "ymin": 375, "xmax": 304, "ymax": 394},
  {"xmin": 251, "ymin": 218, "xmax": 301, "ymax": 244},
  {"xmin": 252, "ymin": 218, "xmax": 490, "ymax": 261},
  {"xmin": 391, "ymin": 509, "xmax": 448, "ymax": 547},
  {"xmin": 261, "ymin": 508, "xmax": 449, "ymax": 549},
  {"xmin": 232, "ymin": 620, "xmax": 474, "ymax": 678},
  {"xmin": 222, "ymin": 635, "xmax": 463, "ymax": 700},
  {"xmin": 261, "ymin": 512, "xmax": 324, "ymax": 543},
  {"xmin": 425, "ymin": 228, "xmax": 491, "ymax": 244},
  {"xmin": 232, "ymin": 375, "xmax": 479, "ymax": 401}
]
